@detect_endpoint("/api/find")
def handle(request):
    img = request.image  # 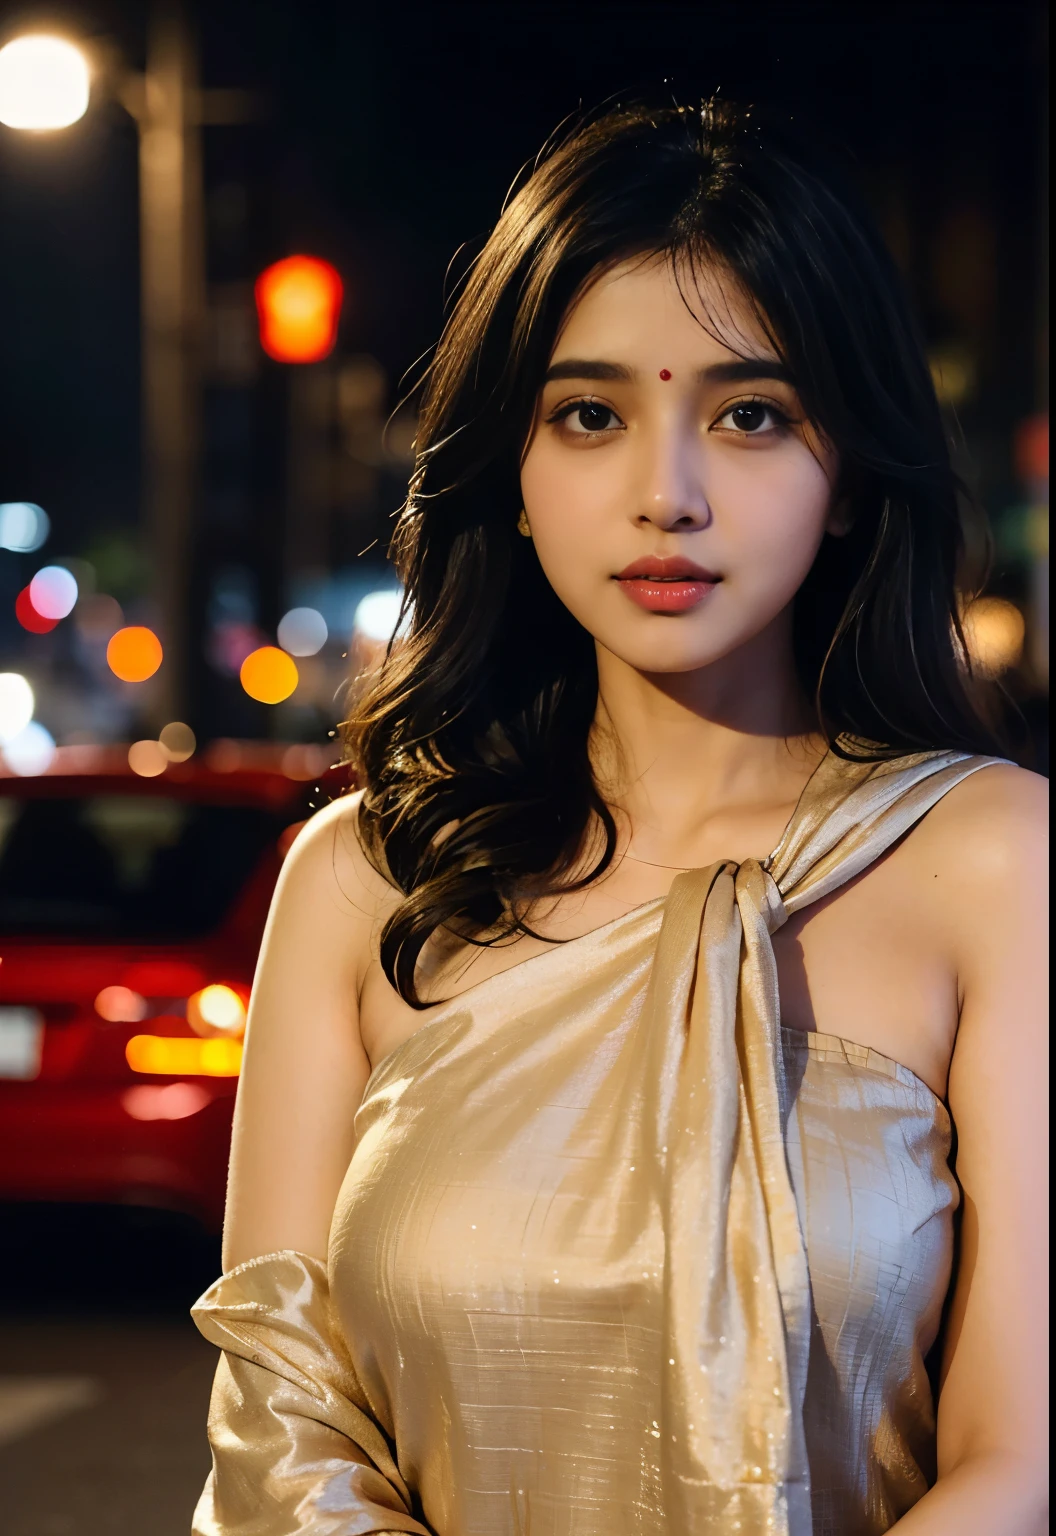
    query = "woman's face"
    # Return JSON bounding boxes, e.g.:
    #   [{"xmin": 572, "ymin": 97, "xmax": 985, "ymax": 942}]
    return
[{"xmin": 519, "ymin": 256, "xmax": 842, "ymax": 677}]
